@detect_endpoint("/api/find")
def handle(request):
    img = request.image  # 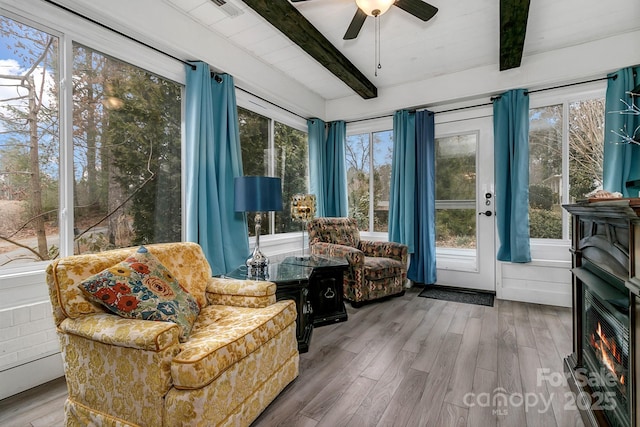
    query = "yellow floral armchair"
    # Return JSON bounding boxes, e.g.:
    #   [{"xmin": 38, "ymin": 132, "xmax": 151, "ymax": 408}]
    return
[{"xmin": 46, "ymin": 242, "xmax": 299, "ymax": 427}]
